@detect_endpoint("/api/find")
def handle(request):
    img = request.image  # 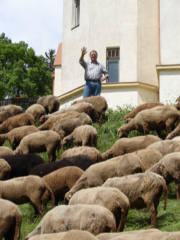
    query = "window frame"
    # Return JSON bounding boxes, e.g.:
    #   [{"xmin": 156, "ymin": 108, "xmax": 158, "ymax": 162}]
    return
[
  {"xmin": 71, "ymin": 0, "xmax": 80, "ymax": 30},
  {"xmin": 106, "ymin": 47, "xmax": 120, "ymax": 83}
]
